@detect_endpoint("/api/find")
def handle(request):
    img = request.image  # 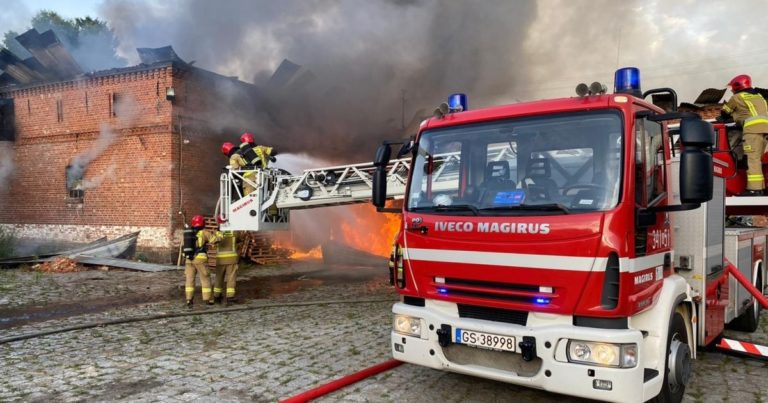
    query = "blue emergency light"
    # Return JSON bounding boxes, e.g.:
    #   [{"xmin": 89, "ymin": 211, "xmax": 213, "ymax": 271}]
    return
[
  {"xmin": 534, "ymin": 297, "xmax": 551, "ymax": 305},
  {"xmin": 448, "ymin": 93, "xmax": 468, "ymax": 112},
  {"xmin": 614, "ymin": 67, "xmax": 641, "ymax": 97}
]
